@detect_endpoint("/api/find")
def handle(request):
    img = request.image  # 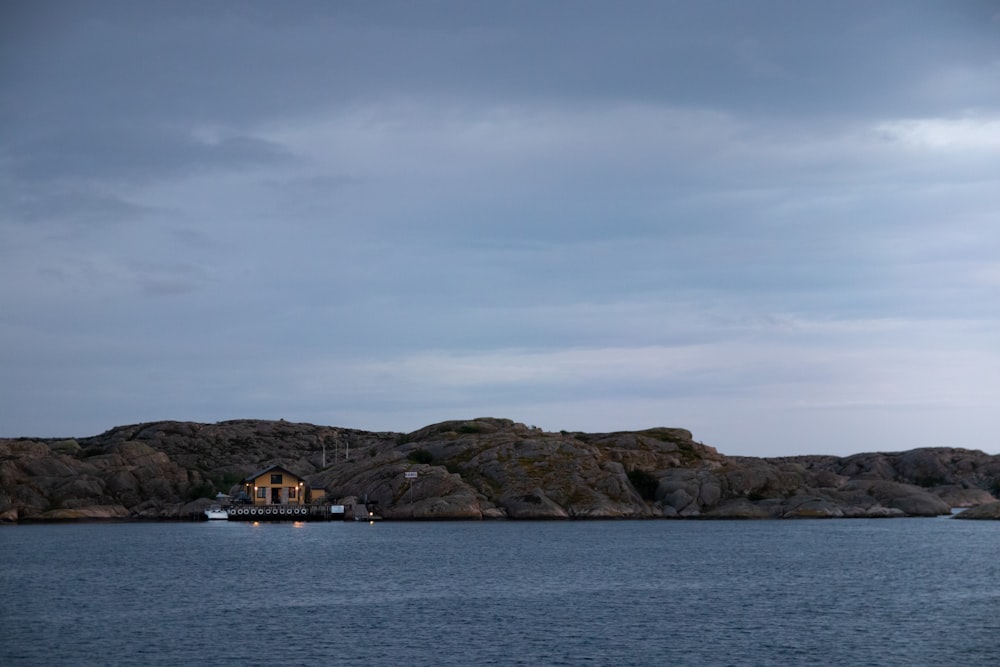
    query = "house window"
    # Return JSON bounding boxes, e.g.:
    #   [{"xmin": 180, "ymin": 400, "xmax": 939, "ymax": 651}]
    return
[
  {"xmin": 256, "ymin": 487, "xmax": 267, "ymax": 498},
  {"xmin": 289, "ymin": 487, "xmax": 297, "ymax": 500},
  {"xmin": 270, "ymin": 474, "xmax": 283, "ymax": 484}
]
